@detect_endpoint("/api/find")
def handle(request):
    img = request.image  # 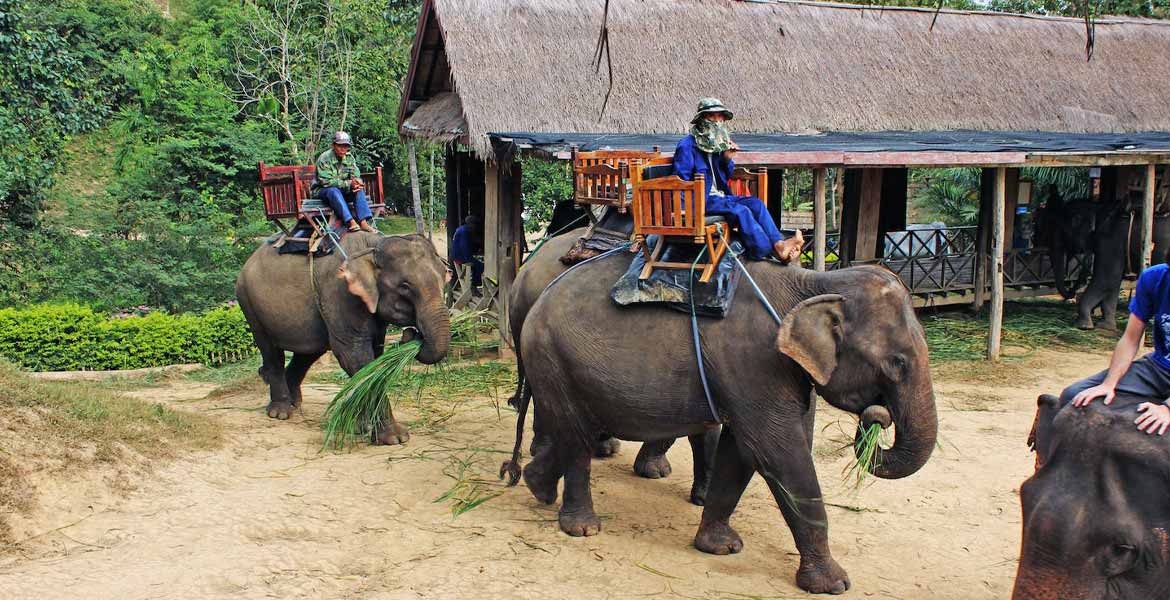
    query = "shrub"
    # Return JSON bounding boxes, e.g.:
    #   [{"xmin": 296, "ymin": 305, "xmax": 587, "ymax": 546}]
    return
[{"xmin": 0, "ymin": 303, "xmax": 254, "ymax": 371}]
